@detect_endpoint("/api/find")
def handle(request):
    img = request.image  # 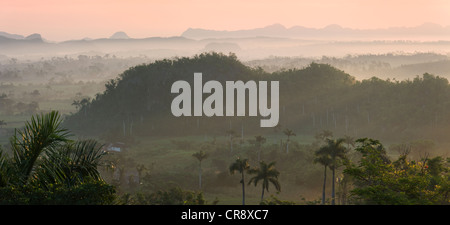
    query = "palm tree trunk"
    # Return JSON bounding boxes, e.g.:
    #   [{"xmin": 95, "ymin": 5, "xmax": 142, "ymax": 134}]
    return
[
  {"xmin": 199, "ymin": 162, "xmax": 202, "ymax": 189},
  {"xmin": 322, "ymin": 166, "xmax": 327, "ymax": 205},
  {"xmin": 331, "ymin": 167, "xmax": 336, "ymax": 205},
  {"xmin": 286, "ymin": 138, "xmax": 289, "ymax": 154},
  {"xmin": 261, "ymin": 186, "xmax": 265, "ymax": 202},
  {"xmin": 241, "ymin": 172, "xmax": 245, "ymax": 205}
]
